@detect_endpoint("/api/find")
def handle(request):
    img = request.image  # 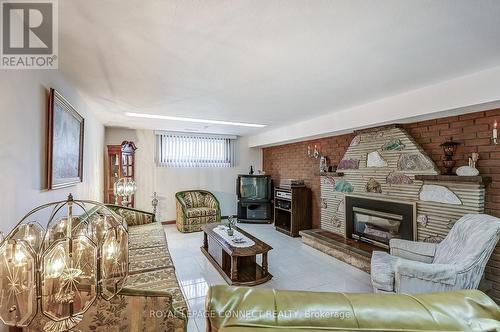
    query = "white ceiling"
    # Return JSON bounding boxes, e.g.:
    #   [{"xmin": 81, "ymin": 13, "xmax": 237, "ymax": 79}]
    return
[{"xmin": 59, "ymin": 0, "xmax": 500, "ymax": 136}]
